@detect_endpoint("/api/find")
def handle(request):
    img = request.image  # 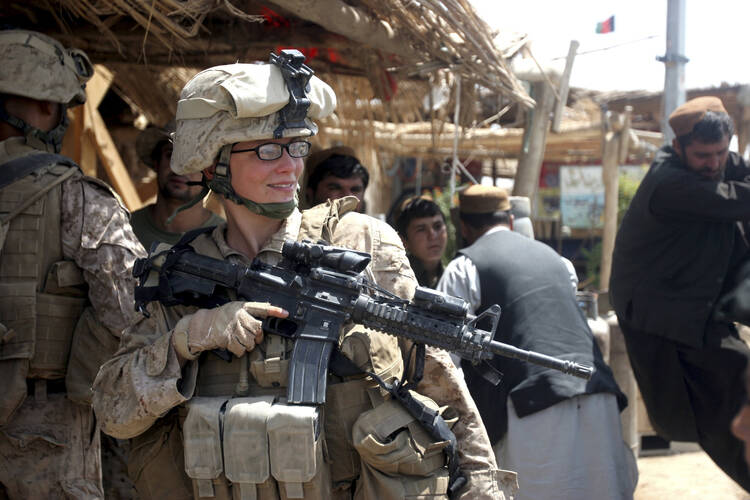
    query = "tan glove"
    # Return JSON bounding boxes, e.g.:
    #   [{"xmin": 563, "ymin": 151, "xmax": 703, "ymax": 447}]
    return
[{"xmin": 172, "ymin": 301, "xmax": 288, "ymax": 360}]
